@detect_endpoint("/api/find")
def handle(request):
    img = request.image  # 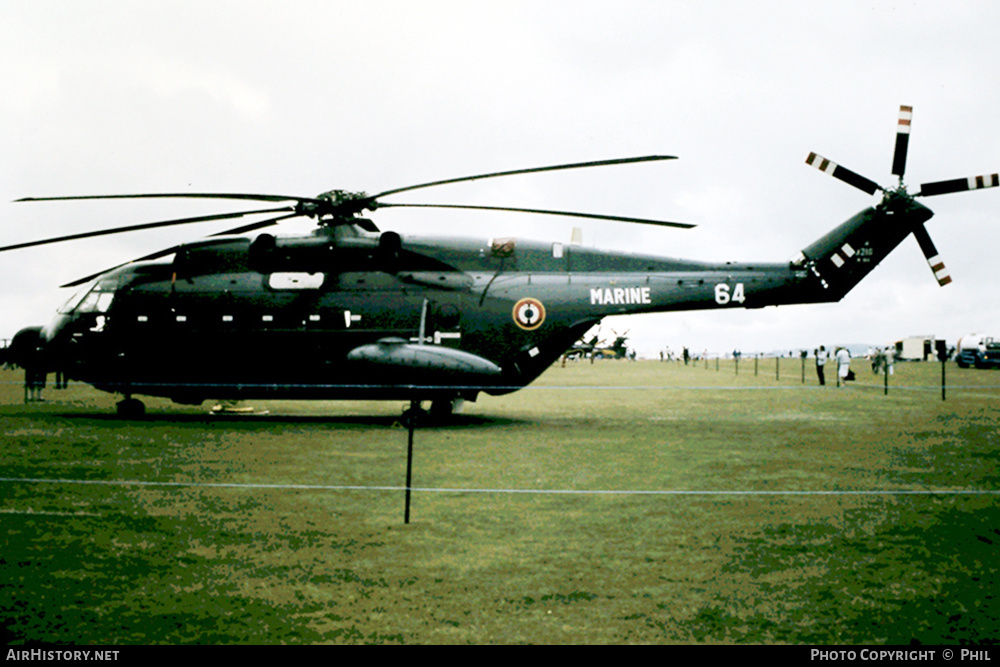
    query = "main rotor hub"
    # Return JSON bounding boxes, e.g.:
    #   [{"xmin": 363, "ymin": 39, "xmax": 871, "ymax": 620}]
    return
[
  {"xmin": 881, "ymin": 185, "xmax": 911, "ymax": 204},
  {"xmin": 305, "ymin": 189, "xmax": 372, "ymax": 224}
]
